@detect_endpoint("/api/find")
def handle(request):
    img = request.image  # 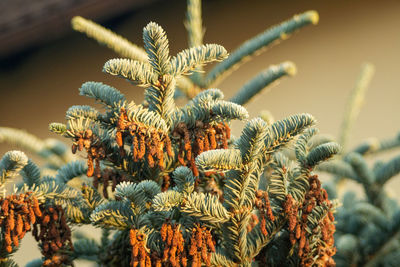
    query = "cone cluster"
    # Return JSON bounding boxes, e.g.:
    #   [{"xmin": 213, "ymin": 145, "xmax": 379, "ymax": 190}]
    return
[
  {"xmin": 0, "ymin": 192, "xmax": 42, "ymax": 253},
  {"xmin": 188, "ymin": 224, "xmax": 215, "ymax": 267},
  {"xmin": 116, "ymin": 108, "xmax": 173, "ymax": 169},
  {"xmin": 159, "ymin": 223, "xmax": 186, "ymax": 267},
  {"xmin": 129, "ymin": 228, "xmax": 151, "ymax": 267},
  {"xmin": 32, "ymin": 205, "xmax": 73, "ymax": 266},
  {"xmin": 253, "ymin": 190, "xmax": 275, "ymax": 236},
  {"xmin": 284, "ymin": 175, "xmax": 336, "ymax": 266},
  {"xmin": 72, "ymin": 129, "xmax": 106, "ymax": 184},
  {"xmin": 172, "ymin": 121, "xmax": 231, "ymax": 176}
]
